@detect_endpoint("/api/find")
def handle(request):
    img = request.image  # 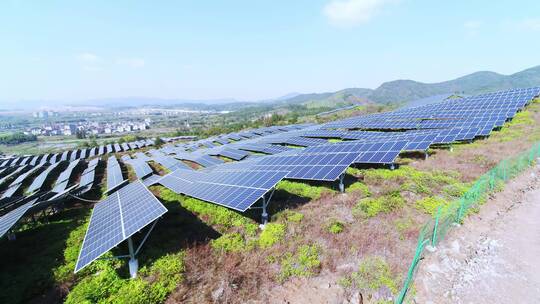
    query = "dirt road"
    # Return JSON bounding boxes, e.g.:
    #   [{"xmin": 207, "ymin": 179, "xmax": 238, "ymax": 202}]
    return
[{"xmin": 414, "ymin": 165, "xmax": 540, "ymax": 303}]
